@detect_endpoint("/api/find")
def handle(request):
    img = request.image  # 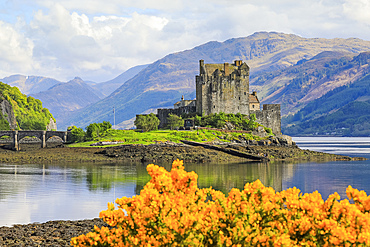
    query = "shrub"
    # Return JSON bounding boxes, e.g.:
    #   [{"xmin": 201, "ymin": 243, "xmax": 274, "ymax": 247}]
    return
[
  {"xmin": 134, "ymin": 113, "xmax": 160, "ymax": 132},
  {"xmin": 167, "ymin": 114, "xmax": 184, "ymax": 130},
  {"xmin": 71, "ymin": 160, "xmax": 370, "ymax": 246},
  {"xmin": 194, "ymin": 112, "xmax": 259, "ymax": 131}
]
